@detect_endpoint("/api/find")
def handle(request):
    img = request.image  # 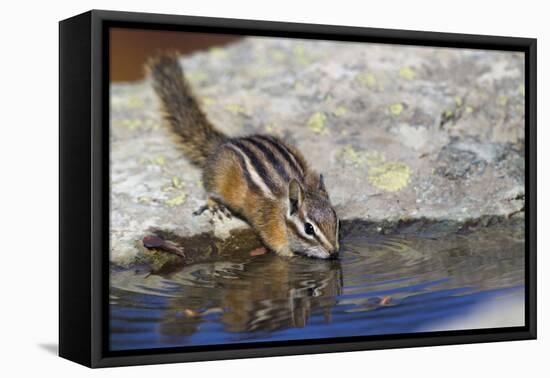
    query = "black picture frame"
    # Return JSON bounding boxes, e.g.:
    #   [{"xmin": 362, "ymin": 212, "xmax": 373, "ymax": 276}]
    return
[{"xmin": 59, "ymin": 9, "xmax": 537, "ymax": 368}]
